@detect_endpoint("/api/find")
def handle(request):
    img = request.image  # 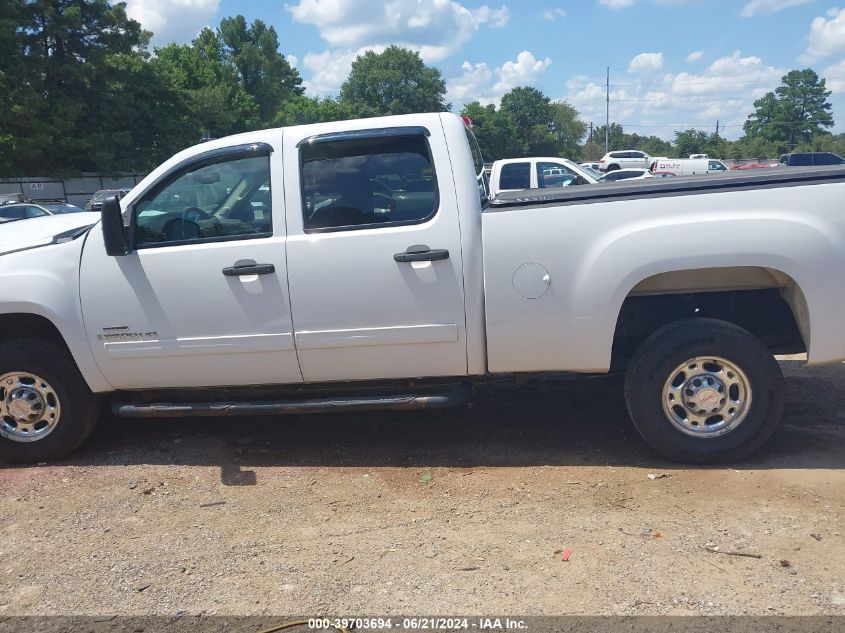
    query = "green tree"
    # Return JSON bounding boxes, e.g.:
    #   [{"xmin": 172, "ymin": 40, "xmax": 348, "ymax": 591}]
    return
[
  {"xmin": 744, "ymin": 69, "xmax": 834, "ymax": 149},
  {"xmin": 548, "ymin": 102, "xmax": 587, "ymax": 161},
  {"xmin": 152, "ymin": 30, "xmax": 258, "ymax": 145},
  {"xmin": 459, "ymin": 102, "xmax": 516, "ymax": 160},
  {"xmin": 218, "ymin": 16, "xmax": 302, "ymax": 126},
  {"xmin": 1, "ymin": 0, "xmax": 157, "ymax": 173},
  {"xmin": 339, "ymin": 46, "xmax": 448, "ymax": 115},
  {"xmin": 275, "ymin": 95, "xmax": 360, "ymax": 126}
]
